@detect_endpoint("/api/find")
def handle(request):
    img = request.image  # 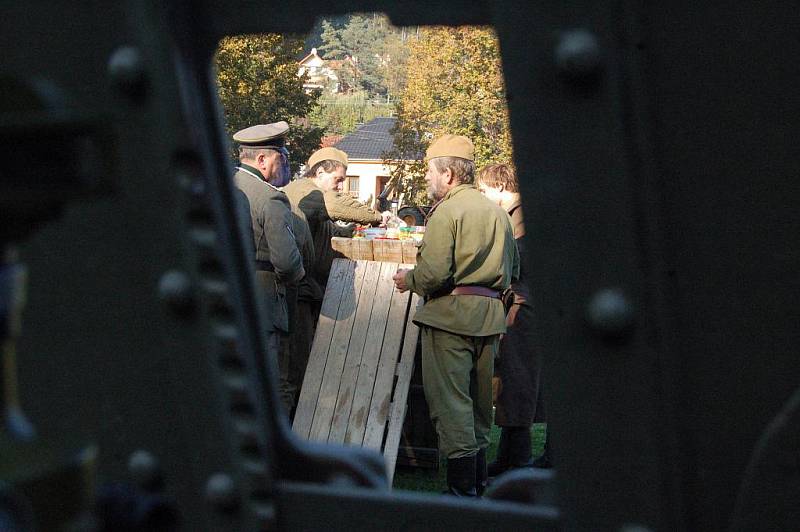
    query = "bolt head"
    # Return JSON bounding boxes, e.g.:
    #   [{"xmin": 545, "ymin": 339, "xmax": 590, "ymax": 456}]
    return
[
  {"xmin": 205, "ymin": 473, "xmax": 238, "ymax": 511},
  {"xmin": 555, "ymin": 29, "xmax": 603, "ymax": 80},
  {"xmin": 108, "ymin": 46, "xmax": 147, "ymax": 100},
  {"xmin": 587, "ymin": 288, "xmax": 635, "ymax": 339},
  {"xmin": 157, "ymin": 270, "xmax": 195, "ymax": 315},
  {"xmin": 128, "ymin": 449, "xmax": 161, "ymax": 489}
]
